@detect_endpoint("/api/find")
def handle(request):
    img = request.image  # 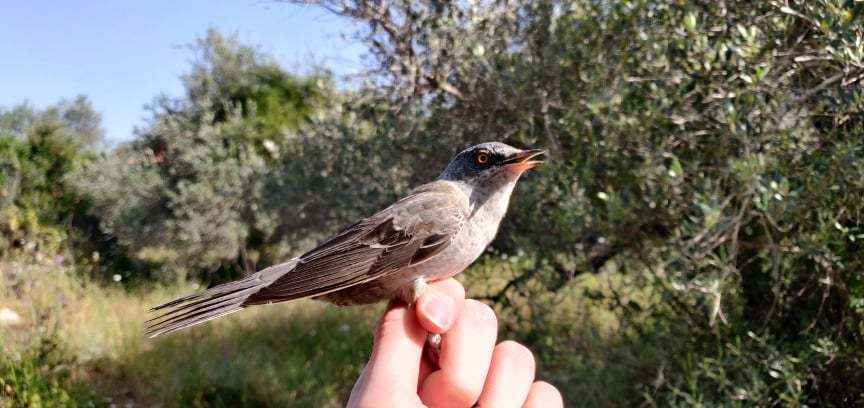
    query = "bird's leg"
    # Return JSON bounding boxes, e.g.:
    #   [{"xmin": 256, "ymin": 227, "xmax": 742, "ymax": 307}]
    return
[
  {"xmin": 407, "ymin": 277, "xmax": 443, "ymax": 367},
  {"xmin": 408, "ymin": 276, "xmax": 429, "ymax": 304}
]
